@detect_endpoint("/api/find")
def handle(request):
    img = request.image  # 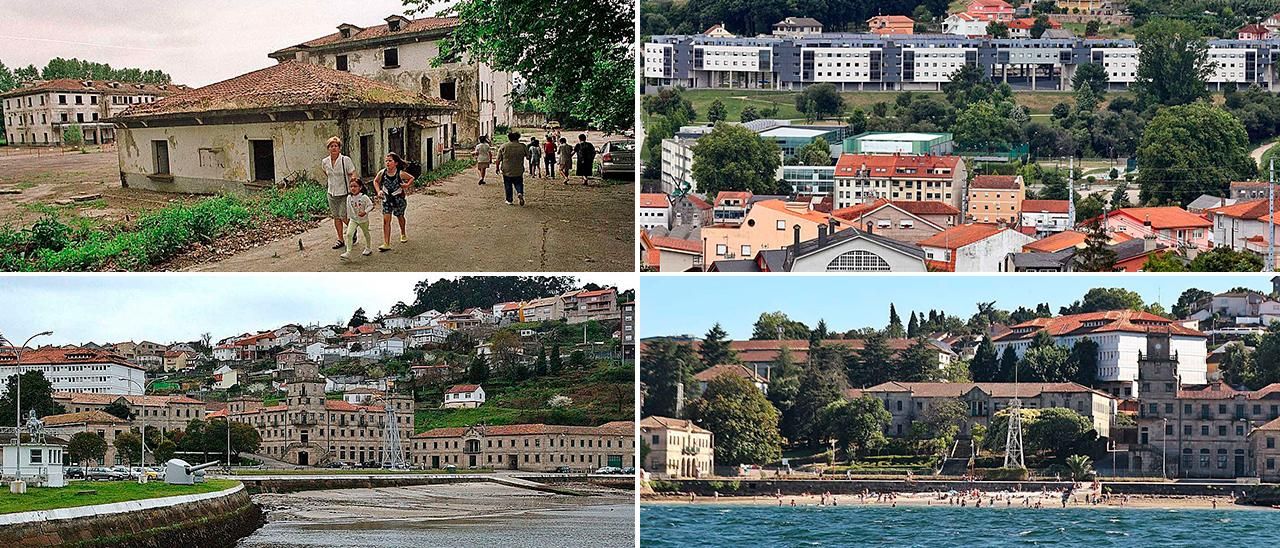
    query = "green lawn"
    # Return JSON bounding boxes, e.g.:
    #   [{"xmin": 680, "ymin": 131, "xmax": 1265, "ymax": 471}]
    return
[
  {"xmin": 231, "ymin": 468, "xmax": 492, "ymax": 475},
  {"xmin": 0, "ymin": 479, "xmax": 239, "ymax": 515}
]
